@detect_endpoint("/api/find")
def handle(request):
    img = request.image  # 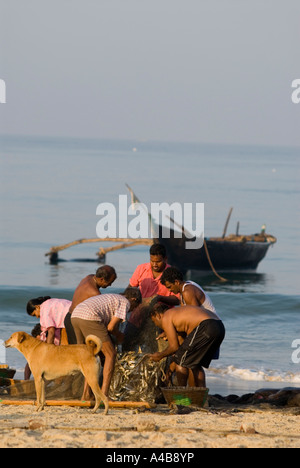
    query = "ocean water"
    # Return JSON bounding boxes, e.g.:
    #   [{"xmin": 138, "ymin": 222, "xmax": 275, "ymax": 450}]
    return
[{"xmin": 0, "ymin": 135, "xmax": 299, "ymax": 395}]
